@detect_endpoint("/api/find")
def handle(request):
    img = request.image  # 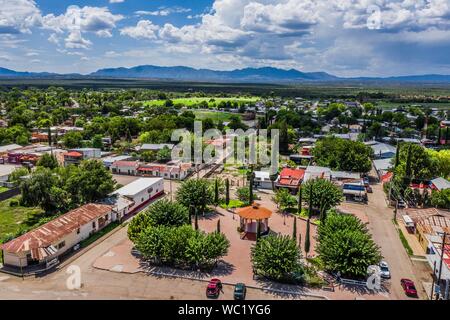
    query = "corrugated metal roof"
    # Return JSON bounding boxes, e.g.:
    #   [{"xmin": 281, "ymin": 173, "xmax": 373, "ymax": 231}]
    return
[{"xmin": 1, "ymin": 203, "xmax": 113, "ymax": 254}]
